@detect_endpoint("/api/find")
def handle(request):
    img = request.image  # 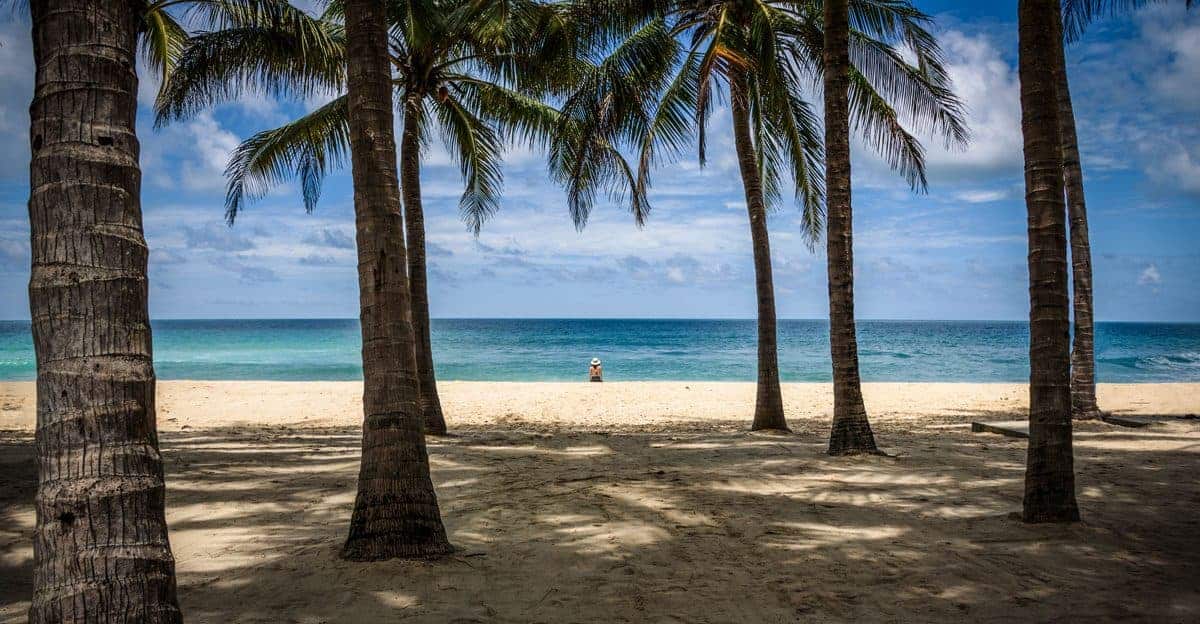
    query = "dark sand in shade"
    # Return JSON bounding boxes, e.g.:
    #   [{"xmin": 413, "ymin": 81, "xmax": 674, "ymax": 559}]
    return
[{"xmin": 2, "ymin": 381, "xmax": 1198, "ymax": 622}]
